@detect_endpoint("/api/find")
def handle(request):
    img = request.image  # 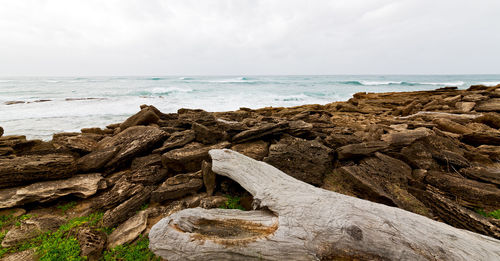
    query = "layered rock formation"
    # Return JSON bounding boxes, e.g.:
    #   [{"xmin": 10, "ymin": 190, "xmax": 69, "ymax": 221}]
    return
[{"xmin": 1, "ymin": 86, "xmax": 500, "ymax": 260}]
